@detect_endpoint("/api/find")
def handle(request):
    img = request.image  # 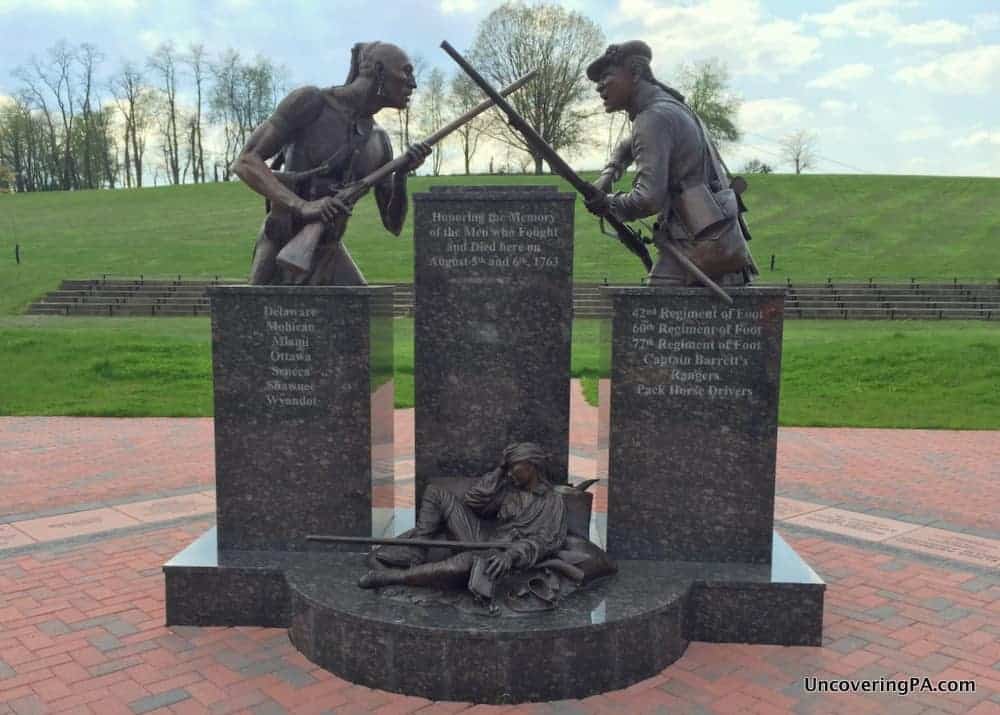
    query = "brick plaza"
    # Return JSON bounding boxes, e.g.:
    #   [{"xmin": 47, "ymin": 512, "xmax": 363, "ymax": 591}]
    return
[{"xmin": 2, "ymin": 383, "xmax": 998, "ymax": 714}]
